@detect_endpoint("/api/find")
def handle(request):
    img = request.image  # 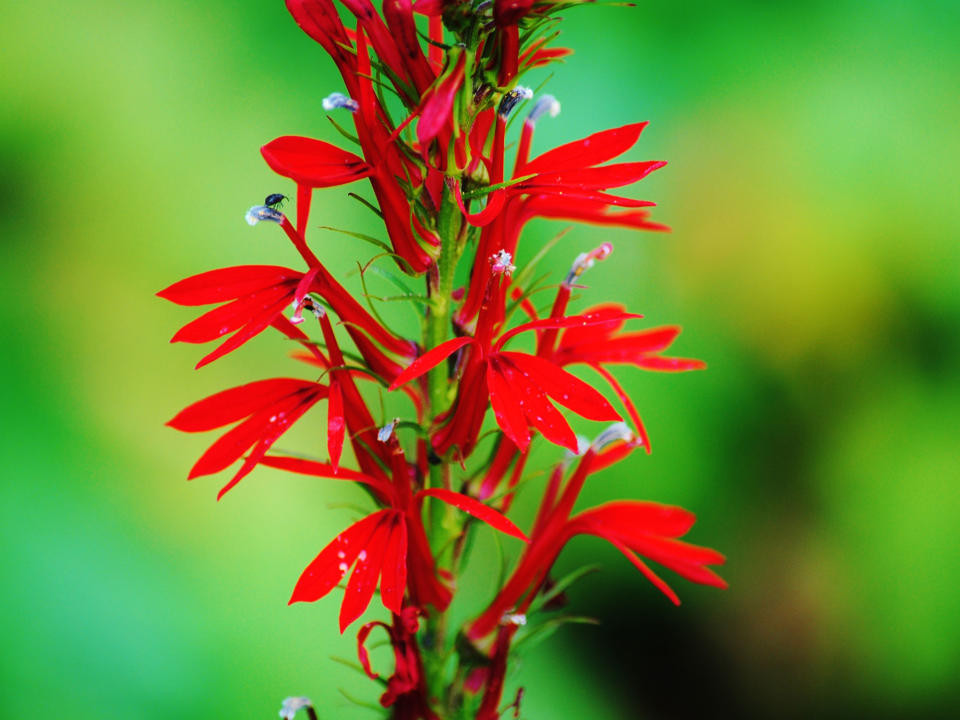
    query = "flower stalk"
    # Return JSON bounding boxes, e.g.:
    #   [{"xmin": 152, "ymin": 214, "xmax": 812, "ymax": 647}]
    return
[{"xmin": 160, "ymin": 2, "xmax": 727, "ymax": 717}]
